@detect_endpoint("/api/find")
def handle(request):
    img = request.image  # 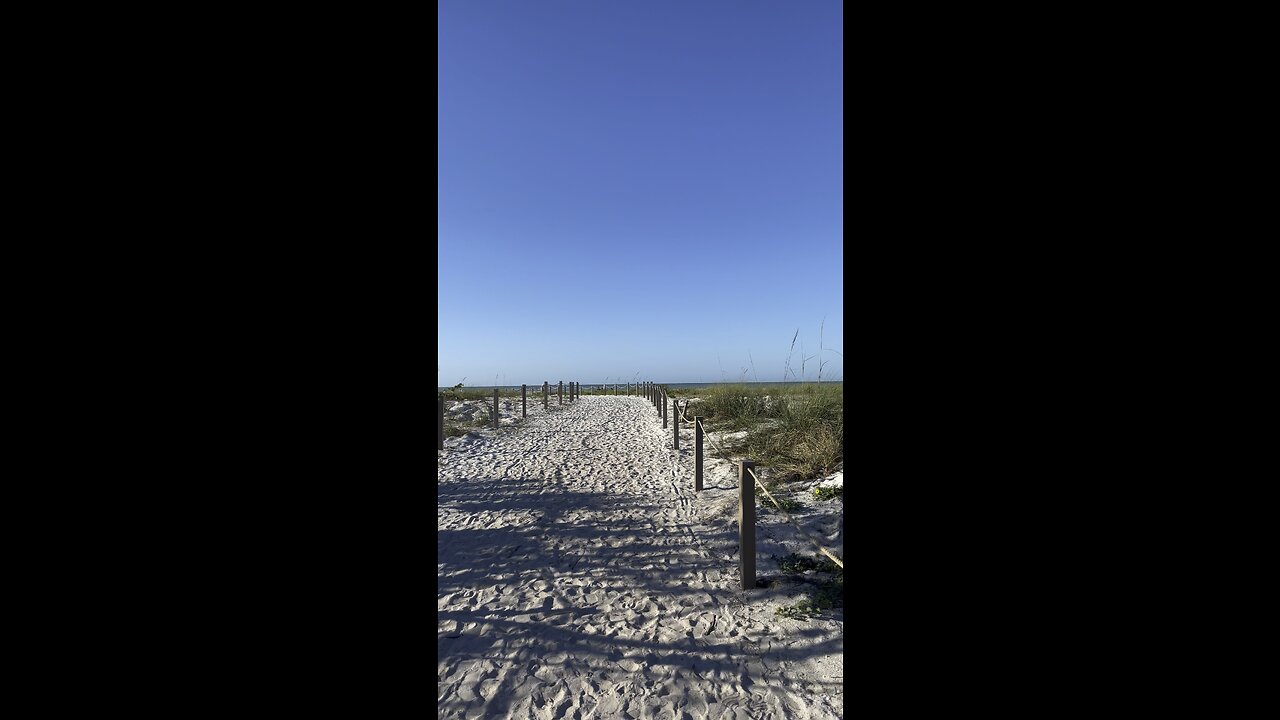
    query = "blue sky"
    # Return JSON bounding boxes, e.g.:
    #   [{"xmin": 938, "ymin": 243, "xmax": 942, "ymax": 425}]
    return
[{"xmin": 439, "ymin": 1, "xmax": 842, "ymax": 386}]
